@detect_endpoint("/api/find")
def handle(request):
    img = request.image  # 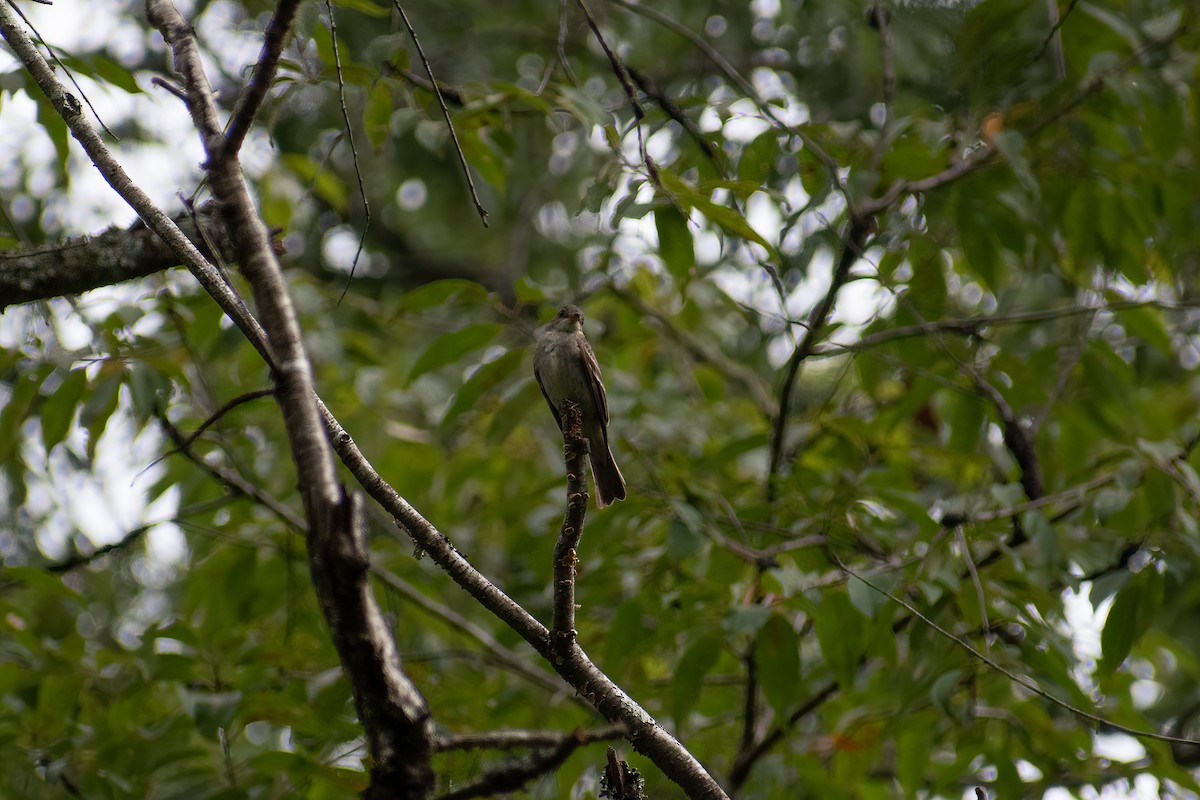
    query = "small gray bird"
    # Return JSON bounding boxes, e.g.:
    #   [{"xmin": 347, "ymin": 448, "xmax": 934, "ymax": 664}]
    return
[{"xmin": 533, "ymin": 304, "xmax": 627, "ymax": 507}]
